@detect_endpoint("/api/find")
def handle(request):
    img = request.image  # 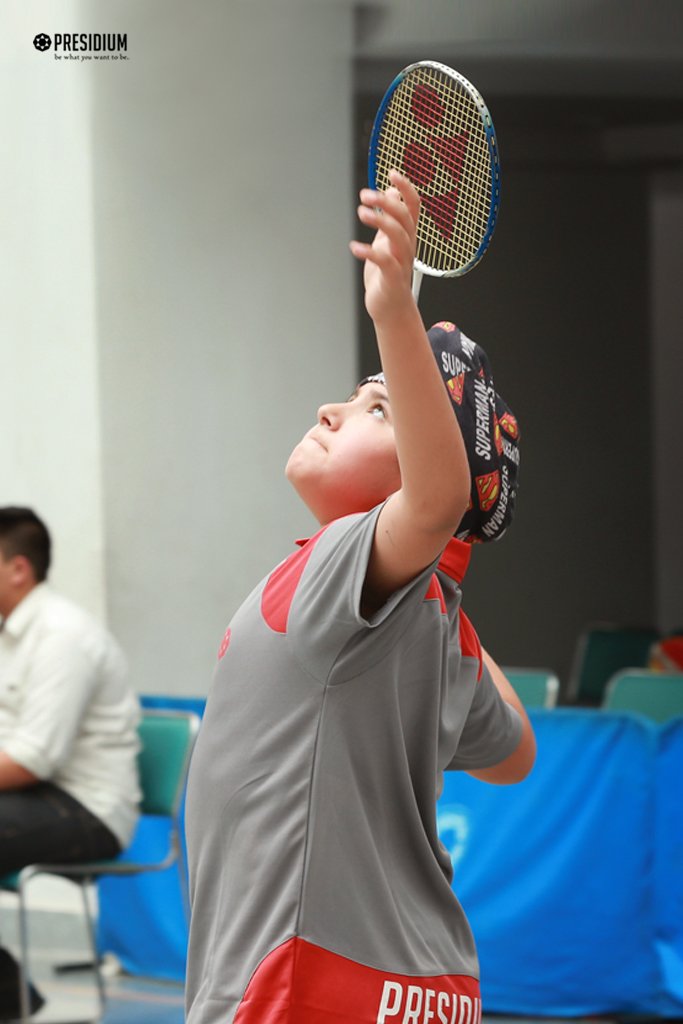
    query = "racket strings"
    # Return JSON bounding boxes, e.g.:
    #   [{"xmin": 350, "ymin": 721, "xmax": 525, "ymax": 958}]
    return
[
  {"xmin": 401, "ymin": 67, "xmax": 491, "ymax": 266},
  {"xmin": 374, "ymin": 64, "xmax": 496, "ymax": 274}
]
